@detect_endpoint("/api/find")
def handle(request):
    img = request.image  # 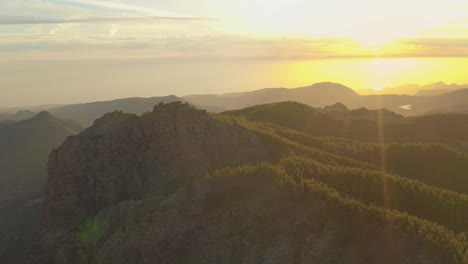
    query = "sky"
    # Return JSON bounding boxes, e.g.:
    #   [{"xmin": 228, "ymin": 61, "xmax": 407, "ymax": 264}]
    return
[{"xmin": 2, "ymin": 0, "xmax": 468, "ymax": 107}]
